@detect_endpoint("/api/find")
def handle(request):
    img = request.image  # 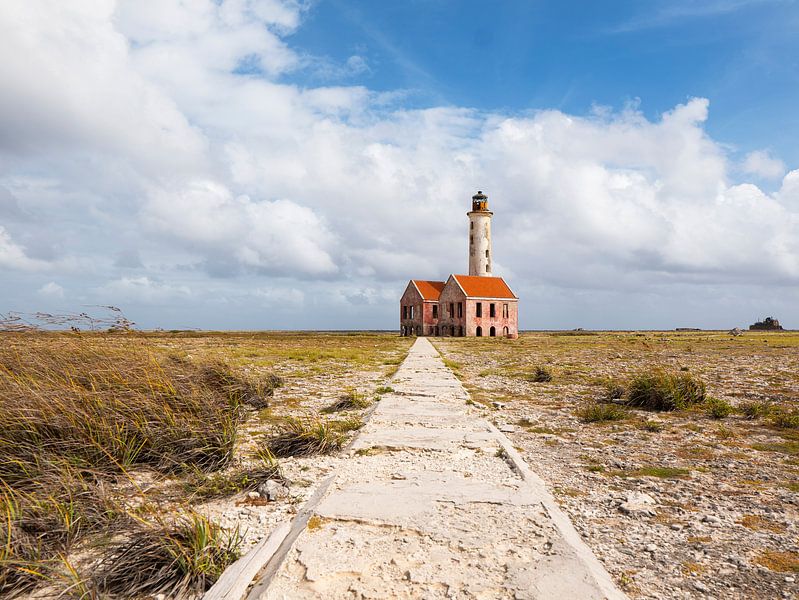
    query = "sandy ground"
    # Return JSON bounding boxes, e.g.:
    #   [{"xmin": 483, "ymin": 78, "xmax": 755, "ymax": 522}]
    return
[{"xmin": 433, "ymin": 331, "xmax": 799, "ymax": 600}]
